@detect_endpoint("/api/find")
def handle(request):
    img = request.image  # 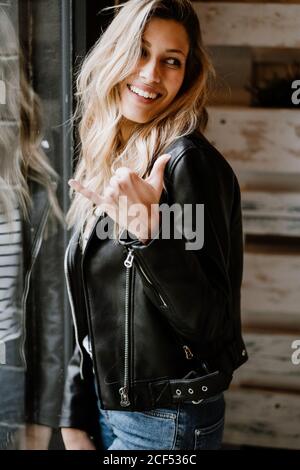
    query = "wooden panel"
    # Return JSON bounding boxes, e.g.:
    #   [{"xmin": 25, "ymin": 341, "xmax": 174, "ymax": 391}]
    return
[
  {"xmin": 233, "ymin": 333, "xmax": 299, "ymax": 390},
  {"xmin": 252, "ymin": 46, "xmax": 300, "ymax": 64},
  {"xmin": 209, "ymin": 46, "xmax": 252, "ymax": 106},
  {"xmin": 209, "ymin": 46, "xmax": 300, "ymax": 107},
  {"xmin": 242, "ymin": 191, "xmax": 300, "ymax": 236},
  {"xmin": 205, "ymin": 107, "xmax": 300, "ymax": 174},
  {"xmin": 194, "ymin": 3, "xmax": 300, "ymax": 47},
  {"xmin": 224, "ymin": 388, "xmax": 300, "ymax": 449},
  {"xmin": 242, "ymin": 252, "xmax": 300, "ymax": 328}
]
